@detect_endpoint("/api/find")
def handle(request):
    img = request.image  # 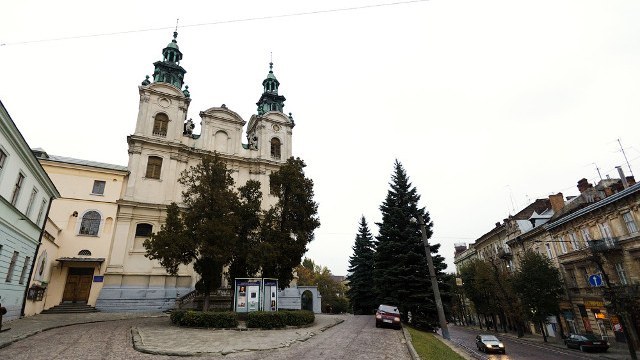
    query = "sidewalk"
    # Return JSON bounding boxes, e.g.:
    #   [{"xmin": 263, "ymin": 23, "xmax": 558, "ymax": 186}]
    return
[
  {"xmin": 456, "ymin": 324, "xmax": 635, "ymax": 360},
  {"xmin": 0, "ymin": 311, "xmax": 166, "ymax": 349}
]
